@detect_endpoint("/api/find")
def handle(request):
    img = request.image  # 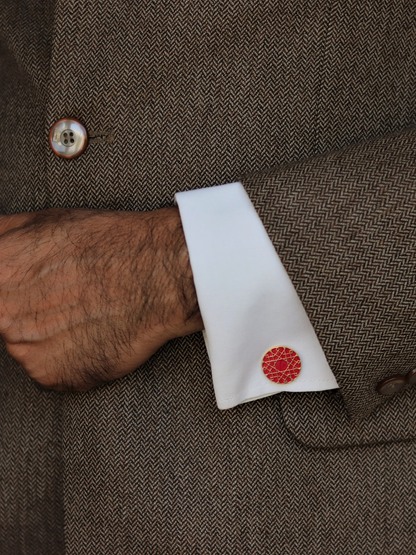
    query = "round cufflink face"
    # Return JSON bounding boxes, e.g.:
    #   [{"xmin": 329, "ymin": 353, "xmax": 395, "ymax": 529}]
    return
[
  {"xmin": 49, "ymin": 118, "xmax": 88, "ymax": 159},
  {"xmin": 262, "ymin": 346, "xmax": 301, "ymax": 384}
]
